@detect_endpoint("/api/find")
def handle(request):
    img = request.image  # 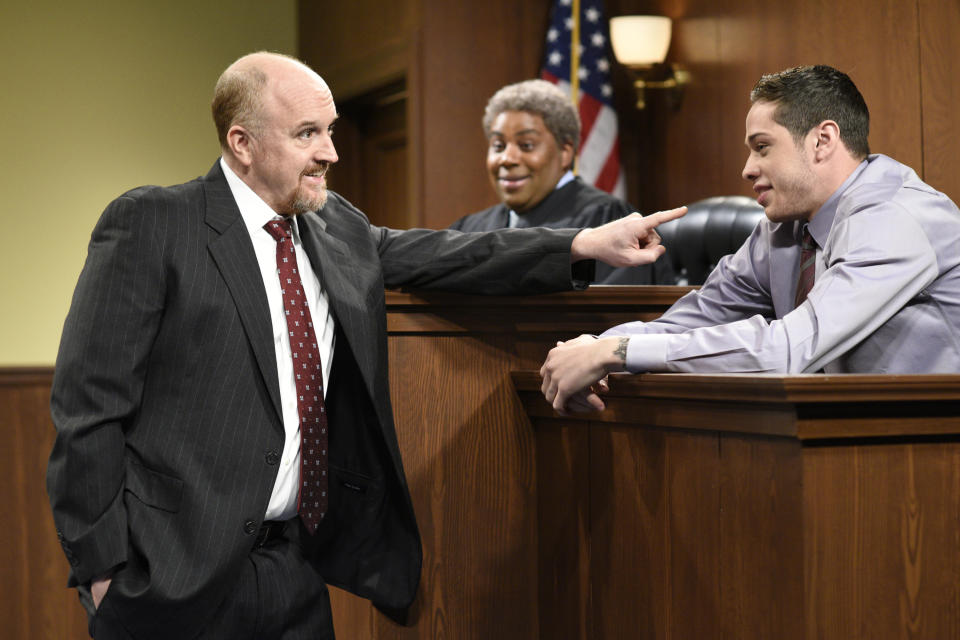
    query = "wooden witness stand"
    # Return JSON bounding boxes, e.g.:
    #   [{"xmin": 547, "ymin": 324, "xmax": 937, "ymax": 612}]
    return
[
  {"xmin": 330, "ymin": 286, "xmax": 960, "ymax": 640},
  {"xmin": 513, "ymin": 371, "xmax": 960, "ymax": 640}
]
